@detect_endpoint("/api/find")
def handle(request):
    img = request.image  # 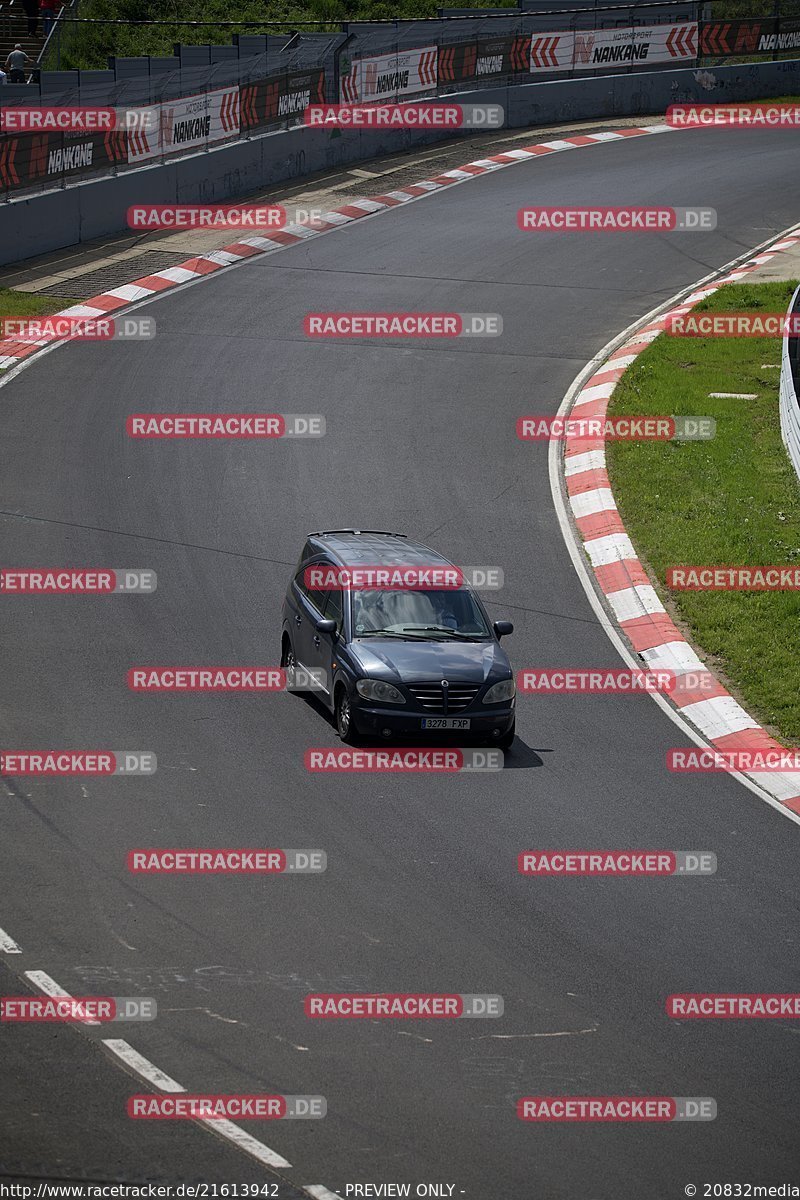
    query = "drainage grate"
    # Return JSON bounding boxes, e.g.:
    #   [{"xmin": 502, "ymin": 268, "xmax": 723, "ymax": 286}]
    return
[{"xmin": 37, "ymin": 251, "xmax": 193, "ymax": 298}]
